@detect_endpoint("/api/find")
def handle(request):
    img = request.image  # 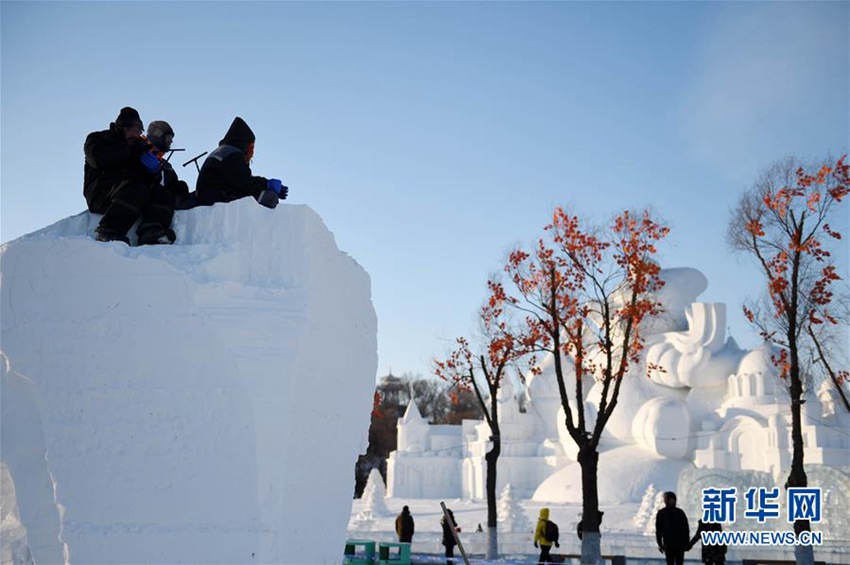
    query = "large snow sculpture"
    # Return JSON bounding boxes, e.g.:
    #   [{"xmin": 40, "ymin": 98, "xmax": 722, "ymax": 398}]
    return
[
  {"xmin": 1, "ymin": 201, "xmax": 378, "ymax": 564},
  {"xmin": 386, "ymin": 265, "xmax": 850, "ymax": 512}
]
